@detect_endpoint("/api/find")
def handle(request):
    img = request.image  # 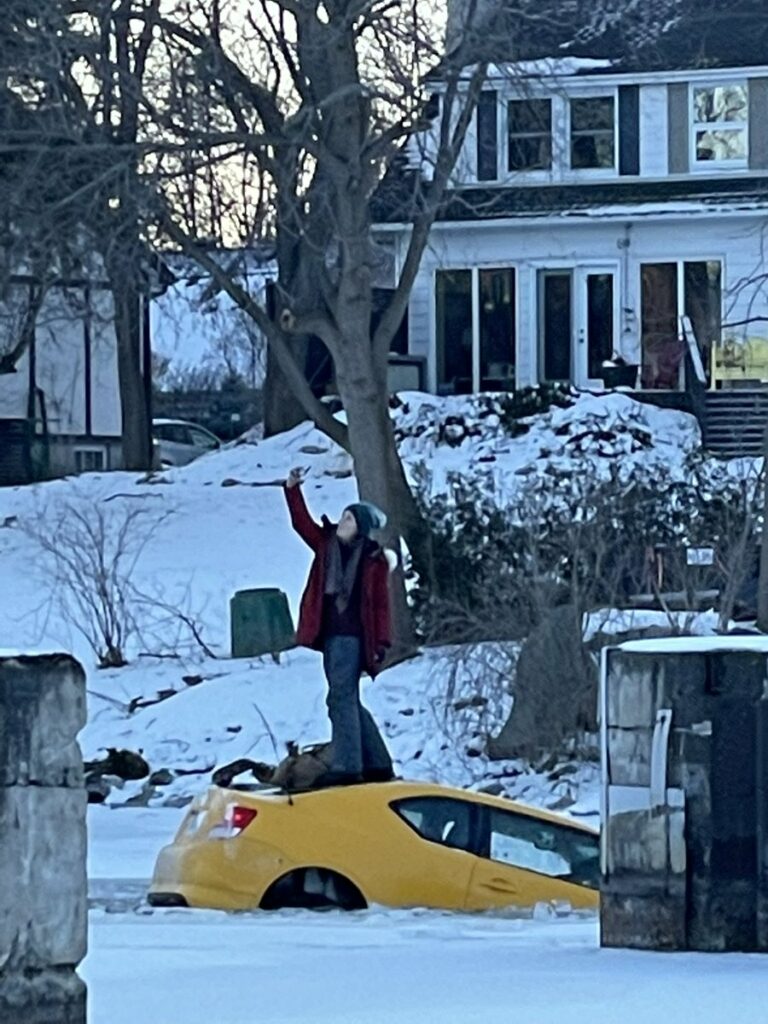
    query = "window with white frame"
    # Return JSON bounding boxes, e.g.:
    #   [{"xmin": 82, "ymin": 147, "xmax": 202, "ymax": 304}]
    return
[
  {"xmin": 74, "ymin": 446, "xmax": 106, "ymax": 473},
  {"xmin": 570, "ymin": 96, "xmax": 615, "ymax": 169},
  {"xmin": 507, "ymin": 98, "xmax": 552, "ymax": 171},
  {"xmin": 435, "ymin": 268, "xmax": 516, "ymax": 394},
  {"xmin": 692, "ymin": 82, "xmax": 748, "ymax": 164}
]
